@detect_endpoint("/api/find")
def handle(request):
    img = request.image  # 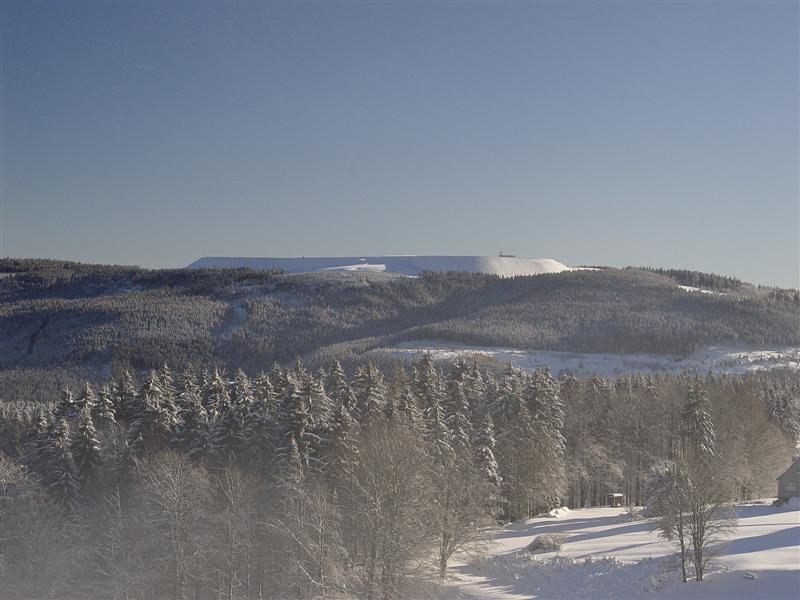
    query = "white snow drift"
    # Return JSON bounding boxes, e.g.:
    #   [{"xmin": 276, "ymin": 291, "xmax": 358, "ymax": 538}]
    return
[{"xmin": 187, "ymin": 256, "xmax": 570, "ymax": 277}]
